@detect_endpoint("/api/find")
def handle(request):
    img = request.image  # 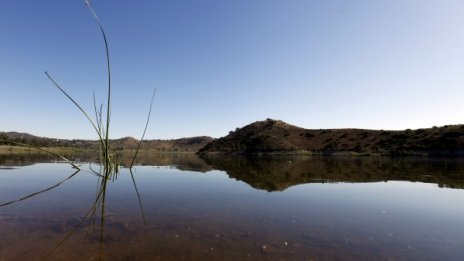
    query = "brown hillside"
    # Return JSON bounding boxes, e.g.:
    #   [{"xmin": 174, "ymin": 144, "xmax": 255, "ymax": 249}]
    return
[
  {"xmin": 198, "ymin": 119, "xmax": 464, "ymax": 156},
  {"xmin": 140, "ymin": 136, "xmax": 214, "ymax": 152},
  {"xmin": 0, "ymin": 131, "xmax": 213, "ymax": 153}
]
